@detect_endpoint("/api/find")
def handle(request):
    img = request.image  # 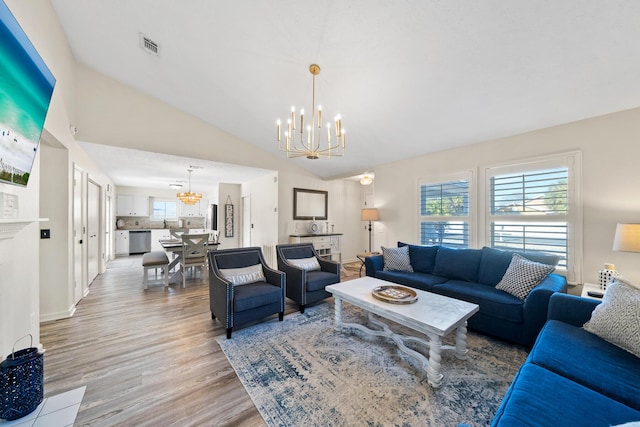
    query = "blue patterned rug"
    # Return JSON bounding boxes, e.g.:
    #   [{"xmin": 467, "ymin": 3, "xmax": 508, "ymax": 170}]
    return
[{"xmin": 216, "ymin": 301, "xmax": 528, "ymax": 427}]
